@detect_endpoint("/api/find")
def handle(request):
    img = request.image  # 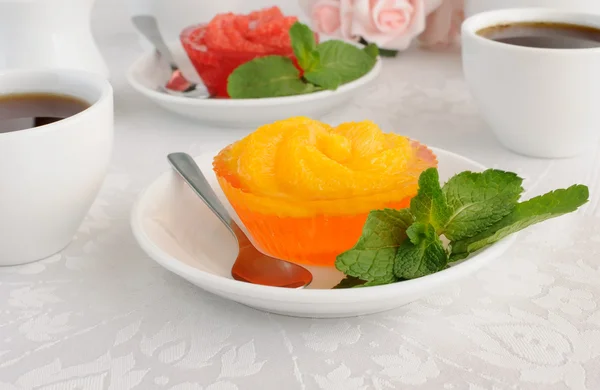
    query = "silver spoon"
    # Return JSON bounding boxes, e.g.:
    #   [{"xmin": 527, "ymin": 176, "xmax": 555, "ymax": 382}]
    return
[
  {"xmin": 131, "ymin": 15, "xmax": 210, "ymax": 98},
  {"xmin": 167, "ymin": 153, "xmax": 313, "ymax": 289}
]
